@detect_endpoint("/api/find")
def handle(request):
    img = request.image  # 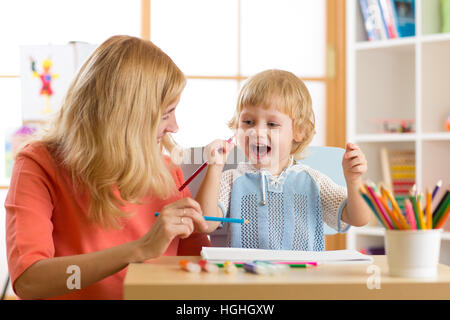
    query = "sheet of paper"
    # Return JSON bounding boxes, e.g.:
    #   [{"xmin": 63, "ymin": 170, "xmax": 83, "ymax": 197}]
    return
[{"xmin": 201, "ymin": 247, "xmax": 374, "ymax": 264}]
